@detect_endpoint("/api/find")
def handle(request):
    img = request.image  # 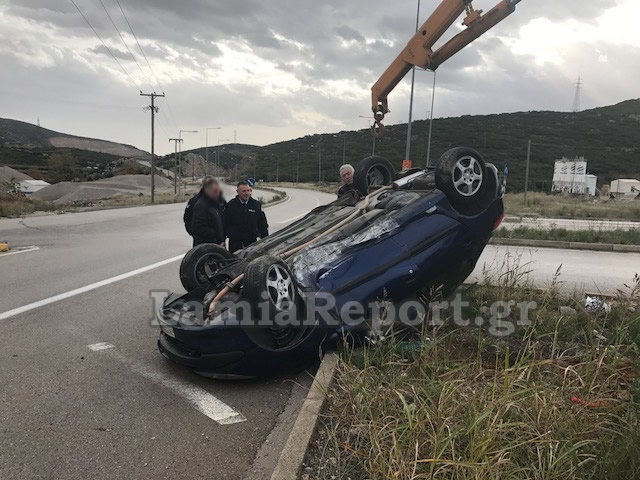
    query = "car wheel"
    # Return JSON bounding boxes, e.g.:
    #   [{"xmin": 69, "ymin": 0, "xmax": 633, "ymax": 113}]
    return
[
  {"xmin": 353, "ymin": 156, "xmax": 396, "ymax": 196},
  {"xmin": 243, "ymin": 255, "xmax": 297, "ymax": 315},
  {"xmin": 435, "ymin": 147, "xmax": 487, "ymax": 206},
  {"xmin": 180, "ymin": 244, "xmax": 235, "ymax": 292}
]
